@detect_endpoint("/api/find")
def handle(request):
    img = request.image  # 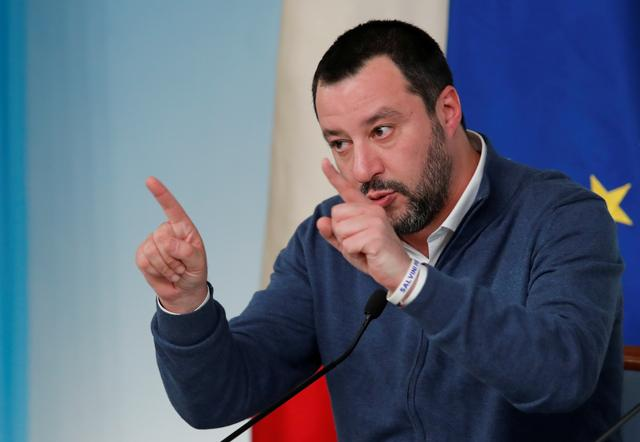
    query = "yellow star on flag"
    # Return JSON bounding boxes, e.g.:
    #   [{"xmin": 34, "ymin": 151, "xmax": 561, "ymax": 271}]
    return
[{"xmin": 590, "ymin": 175, "xmax": 633, "ymax": 226}]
